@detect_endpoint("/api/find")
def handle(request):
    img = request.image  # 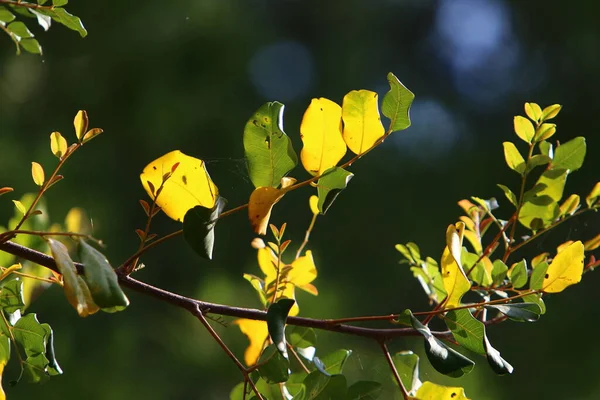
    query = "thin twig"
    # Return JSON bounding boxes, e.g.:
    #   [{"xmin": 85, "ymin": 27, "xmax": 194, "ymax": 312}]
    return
[{"xmin": 380, "ymin": 341, "xmax": 409, "ymax": 399}]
